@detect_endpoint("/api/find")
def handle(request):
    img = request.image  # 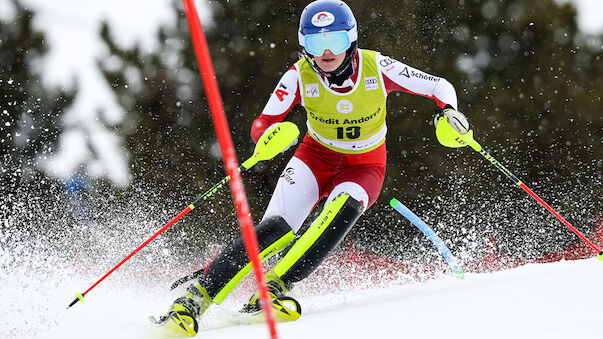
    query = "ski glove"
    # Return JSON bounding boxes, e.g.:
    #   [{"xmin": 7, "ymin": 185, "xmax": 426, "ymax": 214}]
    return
[
  {"xmin": 281, "ymin": 137, "xmax": 298, "ymax": 154},
  {"xmin": 433, "ymin": 105, "xmax": 470, "ymax": 135}
]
